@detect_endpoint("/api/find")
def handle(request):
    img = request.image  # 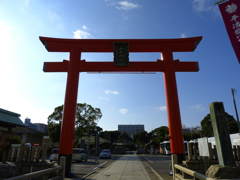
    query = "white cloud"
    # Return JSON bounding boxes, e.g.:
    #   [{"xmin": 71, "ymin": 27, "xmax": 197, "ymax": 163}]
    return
[
  {"xmin": 119, "ymin": 108, "xmax": 128, "ymax": 114},
  {"xmin": 105, "ymin": 0, "xmax": 140, "ymax": 10},
  {"xmin": 73, "ymin": 29, "xmax": 91, "ymax": 39},
  {"xmin": 117, "ymin": 1, "xmax": 139, "ymax": 10},
  {"xmin": 82, "ymin": 25, "xmax": 87, "ymax": 30},
  {"xmin": 181, "ymin": 33, "xmax": 186, "ymax": 38},
  {"xmin": 192, "ymin": 0, "xmax": 214, "ymax": 12},
  {"xmin": 159, "ymin": 106, "xmax": 167, "ymax": 111},
  {"xmin": 104, "ymin": 90, "xmax": 119, "ymax": 95},
  {"xmin": 190, "ymin": 104, "xmax": 206, "ymax": 112}
]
